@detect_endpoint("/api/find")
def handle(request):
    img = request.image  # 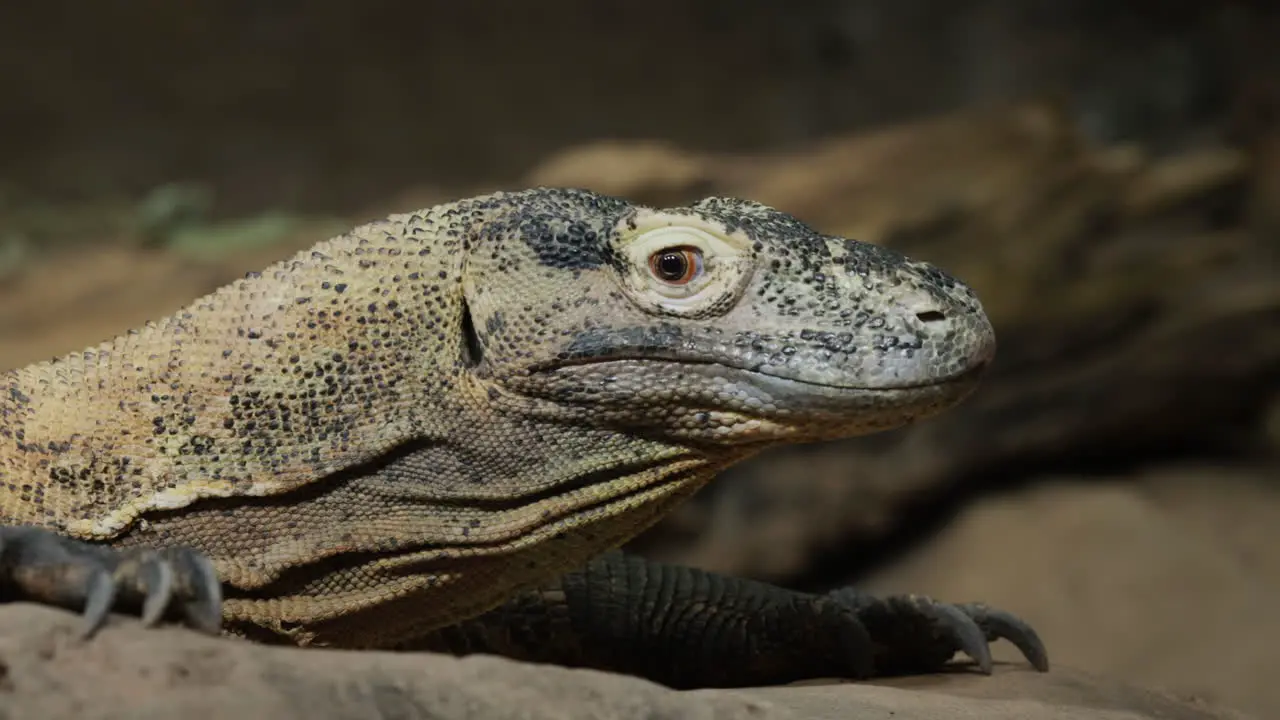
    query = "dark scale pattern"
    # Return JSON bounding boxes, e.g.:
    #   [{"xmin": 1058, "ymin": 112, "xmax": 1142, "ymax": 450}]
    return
[
  {"xmin": 464, "ymin": 187, "xmax": 633, "ymax": 271},
  {"xmin": 412, "ymin": 551, "xmax": 1048, "ymax": 687},
  {"xmin": 0, "ymin": 187, "xmax": 999, "ymax": 654}
]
